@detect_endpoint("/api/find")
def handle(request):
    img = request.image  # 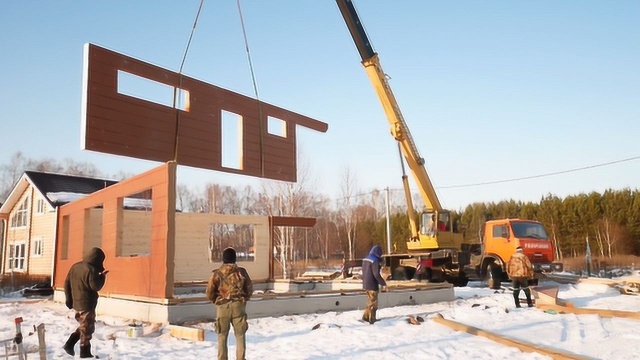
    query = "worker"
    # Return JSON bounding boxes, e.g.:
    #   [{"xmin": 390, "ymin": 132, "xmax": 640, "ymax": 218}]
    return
[
  {"xmin": 426, "ymin": 214, "xmax": 436, "ymax": 236},
  {"xmin": 206, "ymin": 247, "xmax": 253, "ymax": 360},
  {"xmin": 63, "ymin": 247, "xmax": 108, "ymax": 358},
  {"xmin": 507, "ymin": 246, "xmax": 534, "ymax": 308},
  {"xmin": 437, "ymin": 219, "xmax": 447, "ymax": 232},
  {"xmin": 361, "ymin": 245, "xmax": 387, "ymax": 324}
]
